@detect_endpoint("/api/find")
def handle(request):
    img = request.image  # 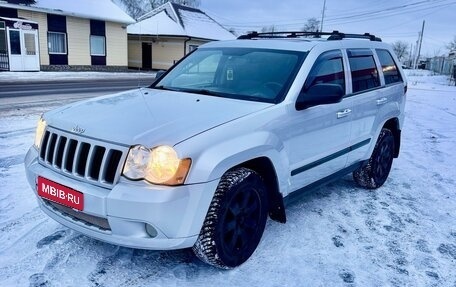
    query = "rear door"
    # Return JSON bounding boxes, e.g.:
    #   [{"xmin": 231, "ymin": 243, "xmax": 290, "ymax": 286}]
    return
[{"xmin": 344, "ymin": 48, "xmax": 383, "ymax": 165}]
